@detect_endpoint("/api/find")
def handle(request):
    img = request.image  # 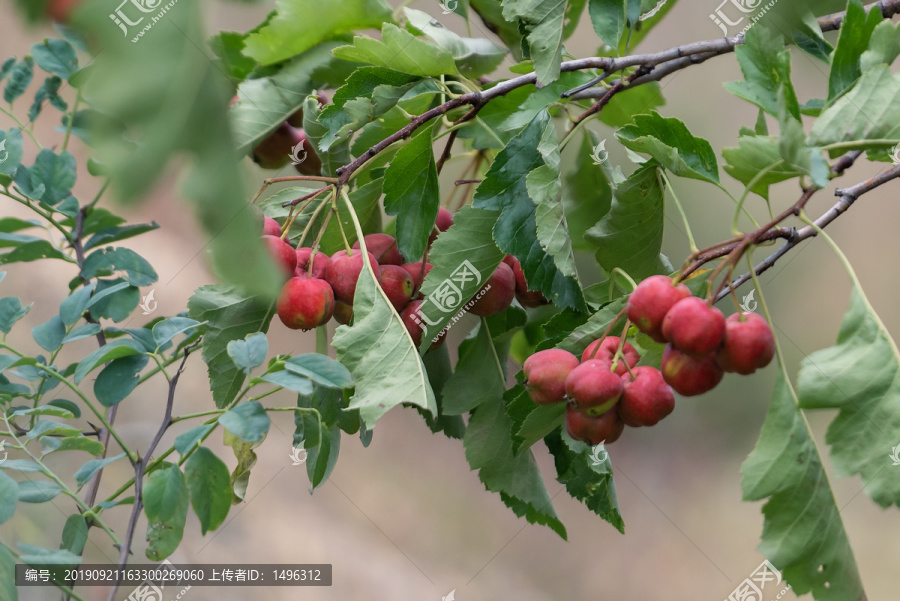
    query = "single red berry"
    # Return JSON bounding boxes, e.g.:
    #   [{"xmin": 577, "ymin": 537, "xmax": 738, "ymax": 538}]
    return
[{"xmin": 627, "ymin": 275, "xmax": 691, "ymax": 342}]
